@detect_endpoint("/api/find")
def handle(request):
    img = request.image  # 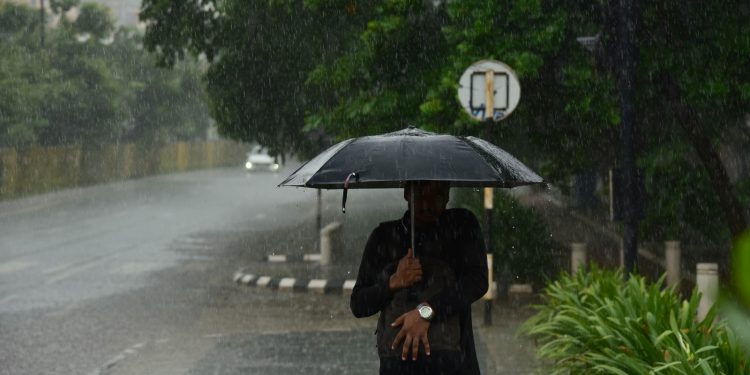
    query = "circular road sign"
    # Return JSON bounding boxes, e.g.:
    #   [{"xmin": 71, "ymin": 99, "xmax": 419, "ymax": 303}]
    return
[{"xmin": 458, "ymin": 60, "xmax": 521, "ymax": 122}]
